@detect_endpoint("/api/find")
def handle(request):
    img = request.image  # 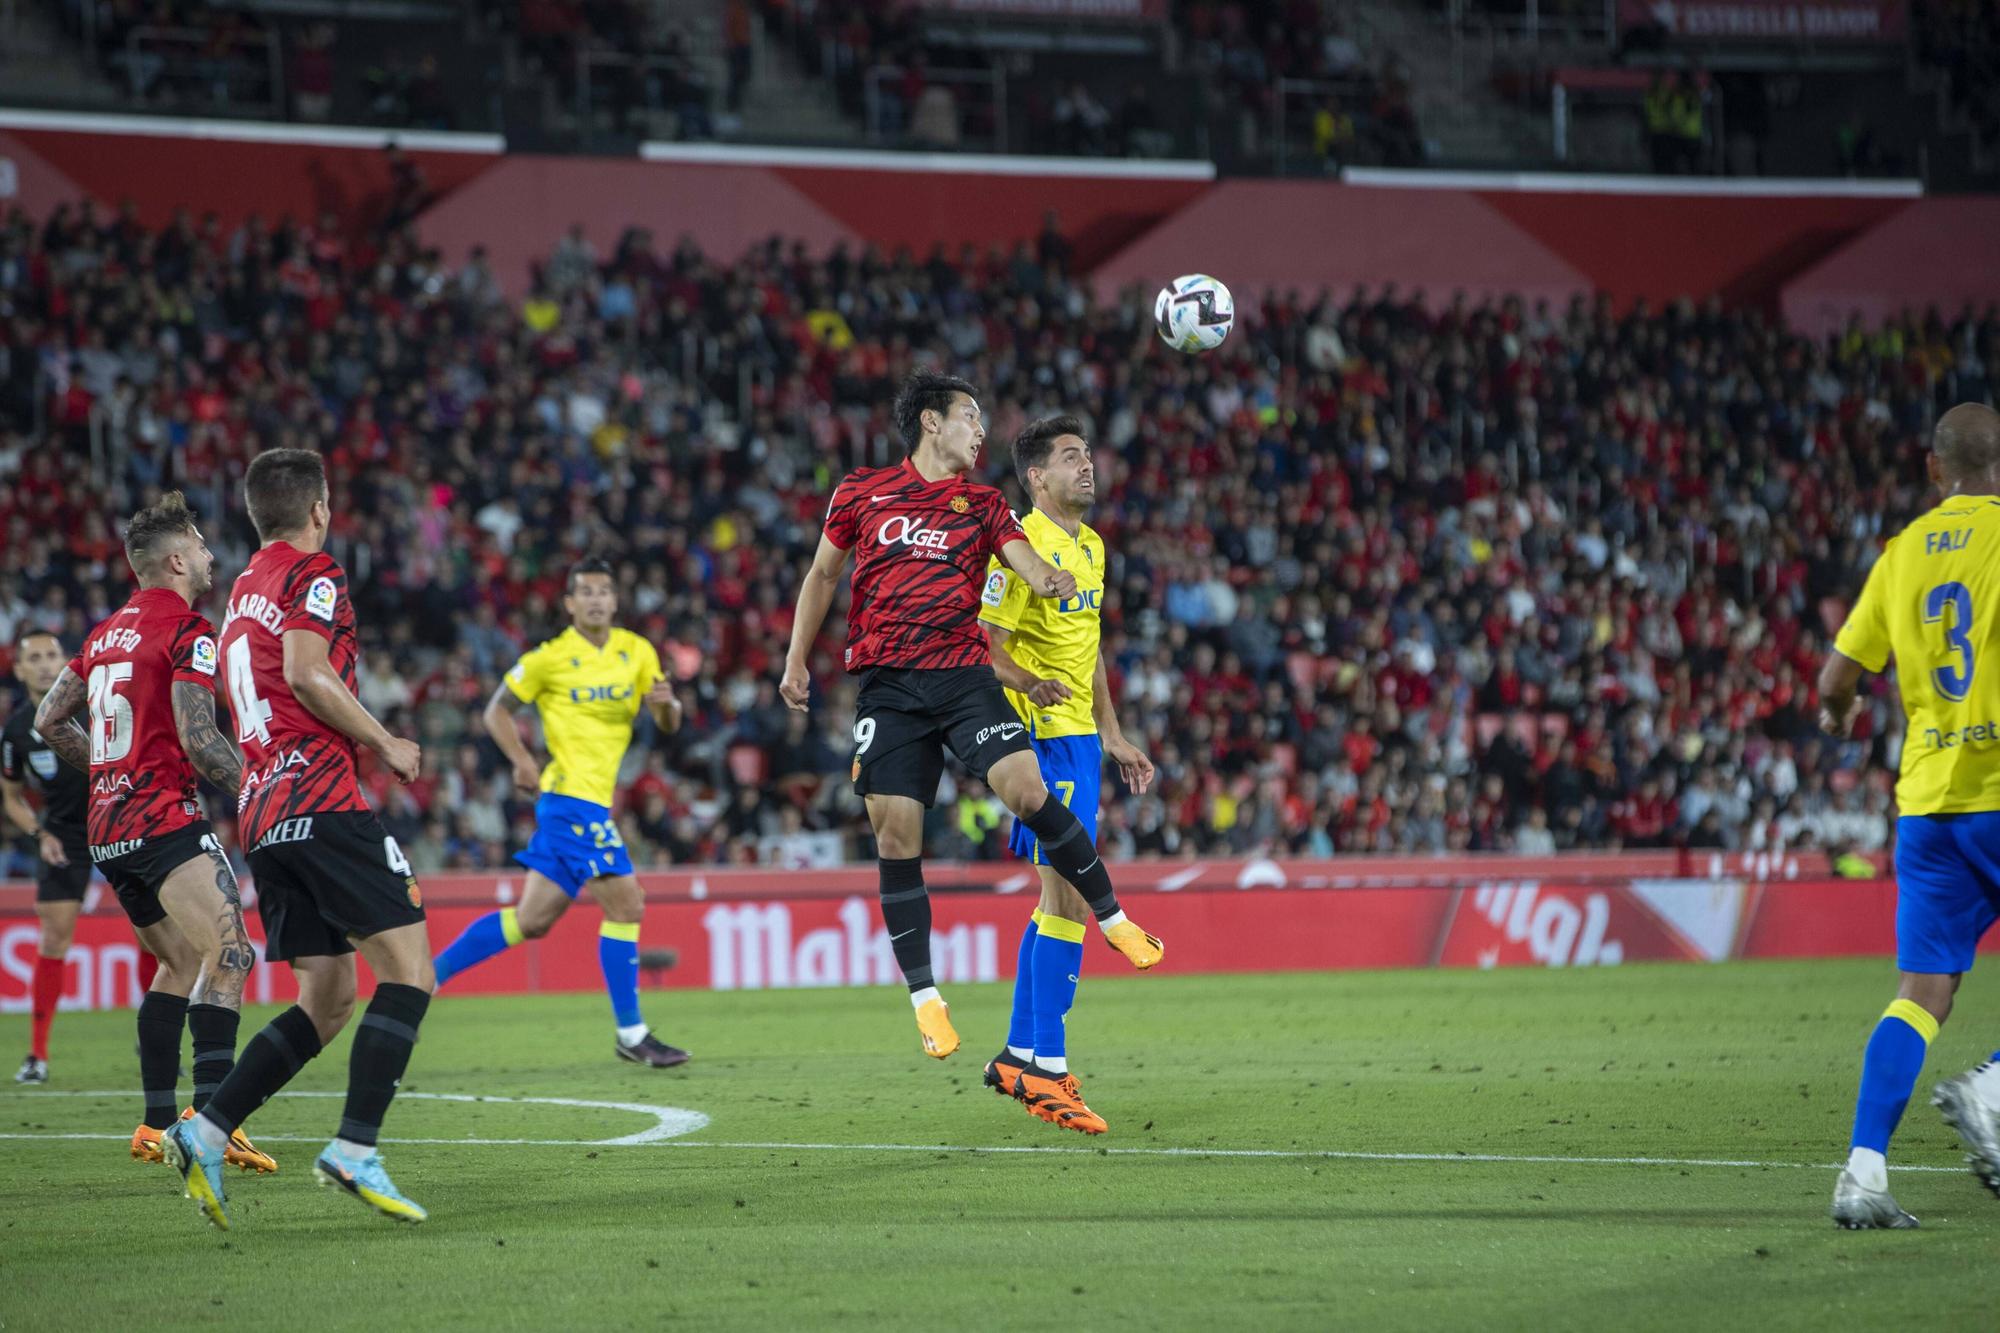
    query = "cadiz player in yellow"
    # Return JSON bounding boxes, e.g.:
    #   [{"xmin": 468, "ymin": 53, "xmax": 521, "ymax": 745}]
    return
[
  {"xmin": 1820, "ymin": 403, "xmax": 2000, "ymax": 1227},
  {"xmin": 431, "ymin": 558, "xmax": 691, "ymax": 1067},
  {"xmin": 978, "ymin": 415, "xmax": 1159, "ymax": 1134}
]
